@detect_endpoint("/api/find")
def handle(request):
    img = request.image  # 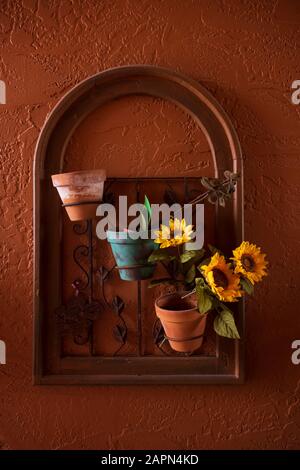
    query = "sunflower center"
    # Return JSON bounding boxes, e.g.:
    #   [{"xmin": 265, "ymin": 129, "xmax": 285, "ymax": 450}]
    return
[
  {"xmin": 241, "ymin": 254, "xmax": 255, "ymax": 272},
  {"xmin": 212, "ymin": 268, "xmax": 229, "ymax": 289}
]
